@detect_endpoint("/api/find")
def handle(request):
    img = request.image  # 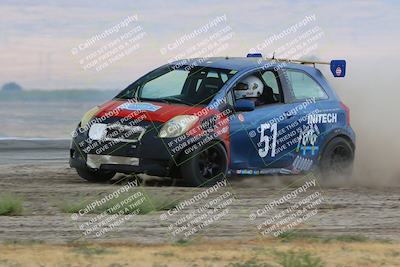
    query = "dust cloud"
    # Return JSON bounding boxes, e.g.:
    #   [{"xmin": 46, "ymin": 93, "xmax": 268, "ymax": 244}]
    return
[{"xmin": 330, "ymin": 58, "xmax": 400, "ymax": 187}]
